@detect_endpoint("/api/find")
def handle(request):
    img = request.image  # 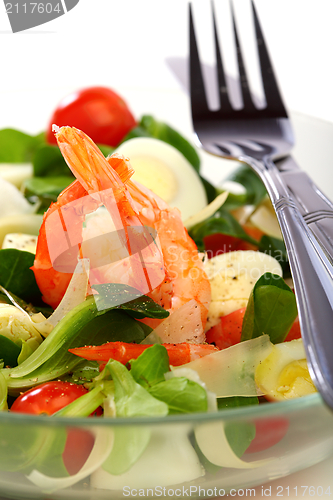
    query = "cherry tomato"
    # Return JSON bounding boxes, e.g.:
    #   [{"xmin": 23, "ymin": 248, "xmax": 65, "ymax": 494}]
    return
[
  {"xmin": 245, "ymin": 417, "xmax": 289, "ymax": 454},
  {"xmin": 206, "ymin": 308, "xmax": 300, "ymax": 350},
  {"xmin": 206, "ymin": 308, "xmax": 247, "ymax": 349},
  {"xmin": 11, "ymin": 381, "xmax": 91, "ymax": 415},
  {"xmin": 284, "ymin": 316, "xmax": 302, "ymax": 341},
  {"xmin": 46, "ymin": 86, "xmax": 137, "ymax": 147},
  {"xmin": 11, "ymin": 381, "xmax": 100, "ymax": 475},
  {"xmin": 203, "ymin": 224, "xmax": 263, "ymax": 258}
]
